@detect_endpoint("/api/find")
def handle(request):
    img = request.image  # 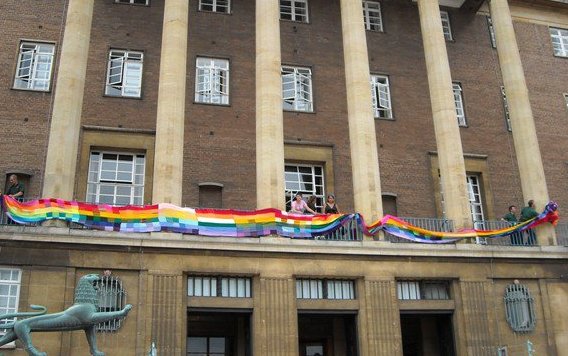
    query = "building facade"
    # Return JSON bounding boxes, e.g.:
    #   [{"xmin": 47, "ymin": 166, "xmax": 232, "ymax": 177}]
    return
[{"xmin": 0, "ymin": 0, "xmax": 567, "ymax": 355}]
